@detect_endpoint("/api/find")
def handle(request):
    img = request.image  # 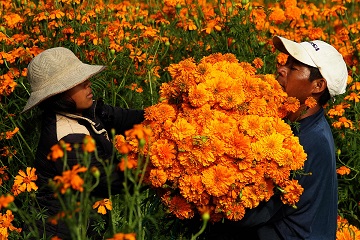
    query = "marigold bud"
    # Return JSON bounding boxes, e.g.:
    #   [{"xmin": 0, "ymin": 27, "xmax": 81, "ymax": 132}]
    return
[
  {"xmin": 139, "ymin": 138, "xmax": 146, "ymax": 148},
  {"xmin": 202, "ymin": 212, "xmax": 210, "ymax": 221},
  {"xmin": 91, "ymin": 167, "xmax": 100, "ymax": 179}
]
